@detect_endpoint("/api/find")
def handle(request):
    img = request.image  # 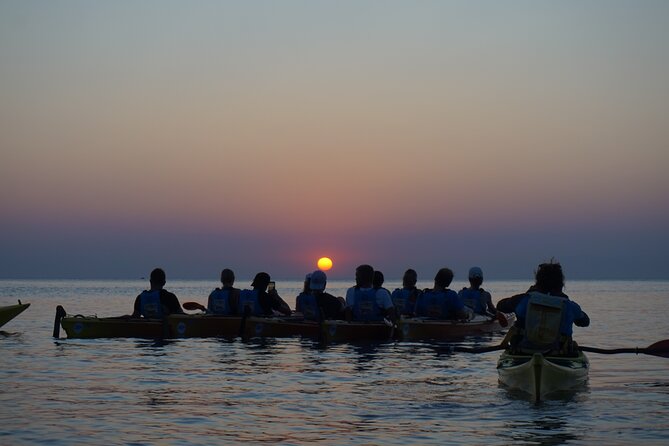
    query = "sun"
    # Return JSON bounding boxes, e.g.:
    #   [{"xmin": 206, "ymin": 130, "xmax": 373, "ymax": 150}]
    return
[{"xmin": 317, "ymin": 257, "xmax": 333, "ymax": 271}]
